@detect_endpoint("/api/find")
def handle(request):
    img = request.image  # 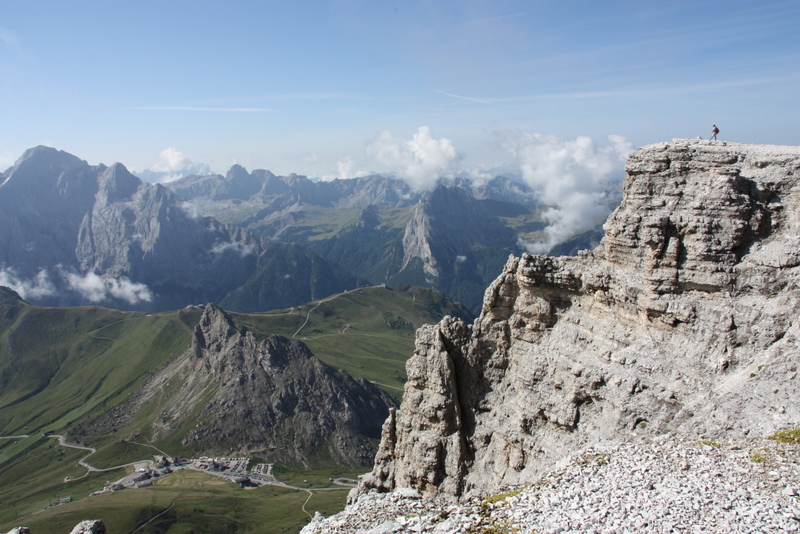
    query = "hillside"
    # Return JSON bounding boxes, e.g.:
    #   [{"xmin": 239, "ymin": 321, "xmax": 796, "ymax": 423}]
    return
[
  {"xmin": 69, "ymin": 303, "xmax": 397, "ymax": 465},
  {"xmin": 0, "ymin": 283, "xmax": 469, "ymax": 527}
]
